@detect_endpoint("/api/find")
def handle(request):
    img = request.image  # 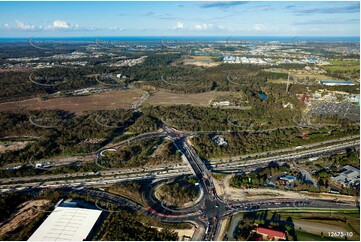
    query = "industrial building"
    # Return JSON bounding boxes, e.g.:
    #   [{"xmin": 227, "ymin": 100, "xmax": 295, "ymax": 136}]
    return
[
  {"xmin": 332, "ymin": 165, "xmax": 360, "ymax": 187},
  {"xmin": 28, "ymin": 200, "xmax": 103, "ymax": 241}
]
